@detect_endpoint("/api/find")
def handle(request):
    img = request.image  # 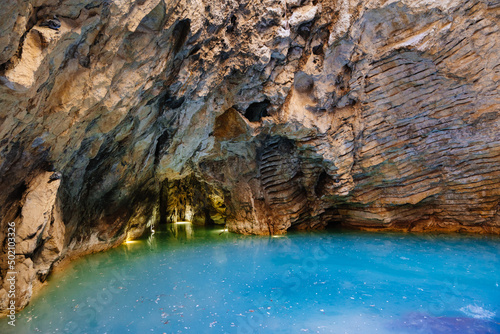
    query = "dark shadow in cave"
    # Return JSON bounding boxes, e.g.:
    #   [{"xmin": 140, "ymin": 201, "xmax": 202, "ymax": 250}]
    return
[
  {"xmin": 243, "ymin": 99, "xmax": 270, "ymax": 122},
  {"xmin": 172, "ymin": 19, "xmax": 191, "ymax": 53},
  {"xmin": 325, "ymin": 220, "xmax": 343, "ymax": 230}
]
